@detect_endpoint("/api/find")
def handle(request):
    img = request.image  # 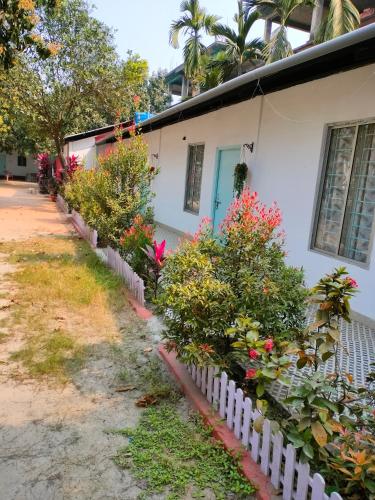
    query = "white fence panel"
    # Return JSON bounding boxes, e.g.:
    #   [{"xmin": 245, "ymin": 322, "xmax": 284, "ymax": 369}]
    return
[
  {"xmin": 103, "ymin": 246, "xmax": 145, "ymax": 306},
  {"xmin": 71, "ymin": 209, "xmax": 97, "ymax": 248},
  {"xmin": 187, "ymin": 364, "xmax": 343, "ymax": 500},
  {"xmin": 56, "ymin": 194, "xmax": 69, "ymax": 214}
]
